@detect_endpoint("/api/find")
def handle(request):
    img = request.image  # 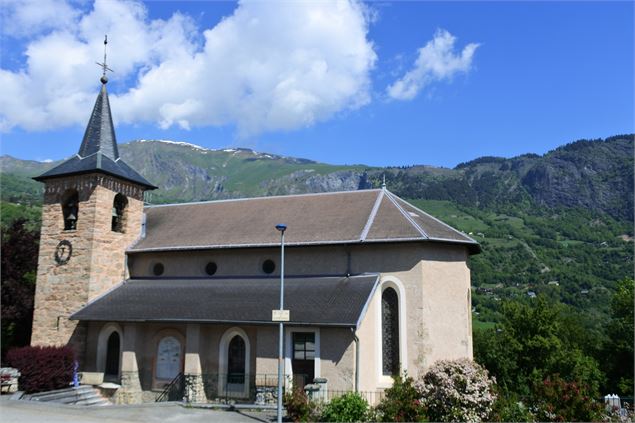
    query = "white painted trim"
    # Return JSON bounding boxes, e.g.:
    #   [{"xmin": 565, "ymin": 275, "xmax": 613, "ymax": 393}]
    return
[
  {"xmin": 355, "ymin": 274, "xmax": 381, "ymax": 329},
  {"xmin": 384, "ymin": 191, "xmax": 429, "ymax": 238},
  {"xmin": 375, "ymin": 277, "xmax": 408, "ymax": 388},
  {"xmin": 387, "ymin": 190, "xmax": 478, "ymax": 244},
  {"xmin": 218, "ymin": 327, "xmax": 251, "ymax": 397},
  {"xmin": 360, "ymin": 190, "xmax": 385, "ymax": 241},
  {"xmin": 145, "ymin": 189, "xmax": 383, "ymax": 209},
  {"xmin": 96, "ymin": 323, "xmax": 123, "ymax": 378},
  {"xmin": 284, "ymin": 327, "xmax": 321, "ymax": 389}
]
